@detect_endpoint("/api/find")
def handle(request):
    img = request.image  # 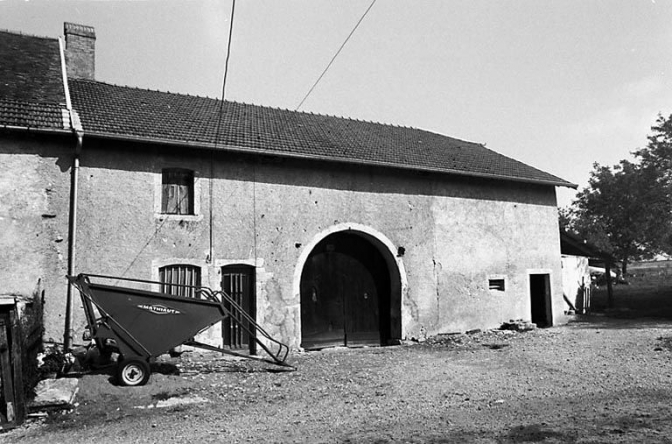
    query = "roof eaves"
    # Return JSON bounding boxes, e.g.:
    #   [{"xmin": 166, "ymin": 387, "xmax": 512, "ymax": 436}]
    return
[
  {"xmin": 0, "ymin": 124, "xmax": 73, "ymax": 135},
  {"xmin": 83, "ymin": 130, "xmax": 577, "ymax": 189},
  {"xmin": 560, "ymin": 230, "xmax": 616, "ymax": 260}
]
